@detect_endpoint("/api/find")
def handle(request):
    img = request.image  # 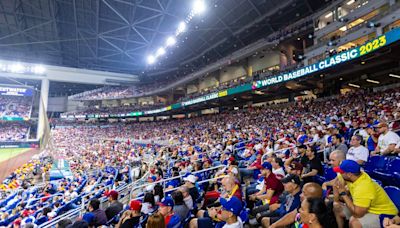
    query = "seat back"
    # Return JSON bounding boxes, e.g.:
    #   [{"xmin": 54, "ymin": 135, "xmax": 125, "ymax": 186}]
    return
[
  {"xmin": 388, "ymin": 158, "xmax": 400, "ymax": 174},
  {"xmin": 372, "ymin": 179, "xmax": 383, "ymax": 186},
  {"xmin": 364, "ymin": 156, "xmax": 388, "ymax": 172},
  {"xmin": 384, "ymin": 186, "xmax": 400, "ymax": 211},
  {"xmin": 239, "ymin": 208, "xmax": 250, "ymax": 223},
  {"xmin": 35, "ymin": 216, "xmax": 48, "ymax": 225}
]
